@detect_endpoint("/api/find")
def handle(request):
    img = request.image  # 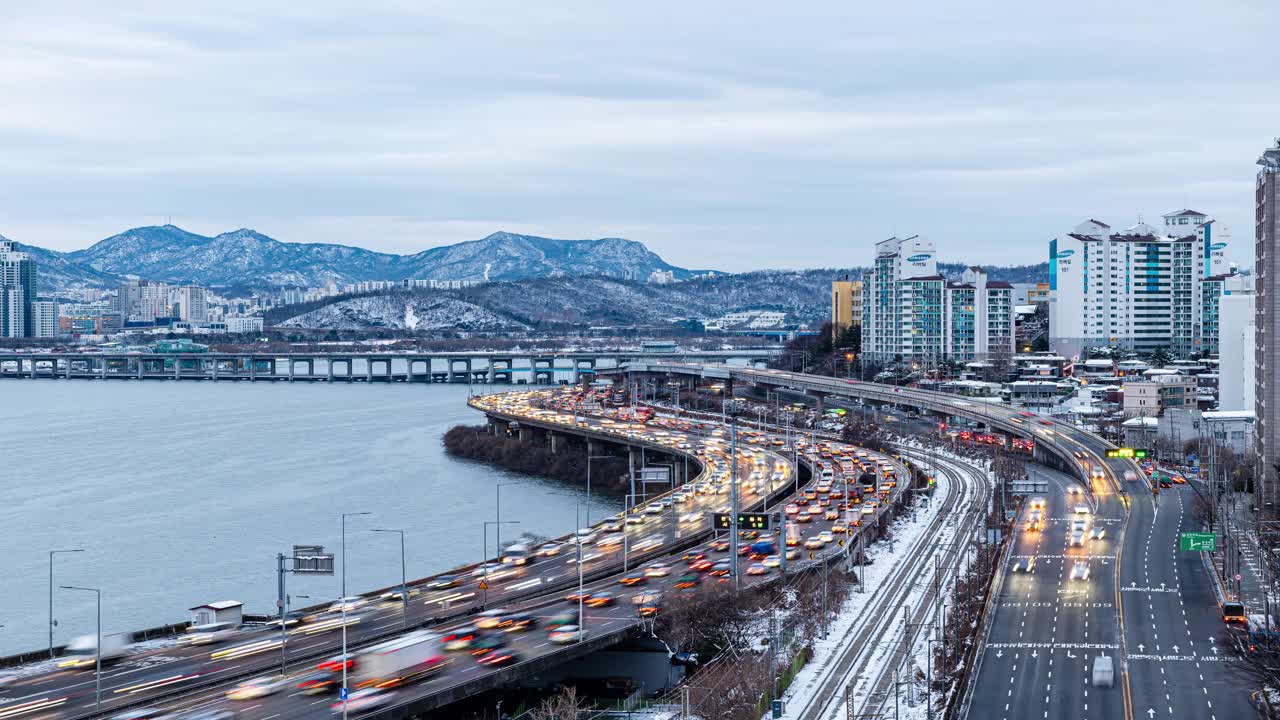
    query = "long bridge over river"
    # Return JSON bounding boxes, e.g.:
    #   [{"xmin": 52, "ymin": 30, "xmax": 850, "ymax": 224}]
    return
[{"xmin": 0, "ymin": 349, "xmax": 775, "ymax": 384}]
